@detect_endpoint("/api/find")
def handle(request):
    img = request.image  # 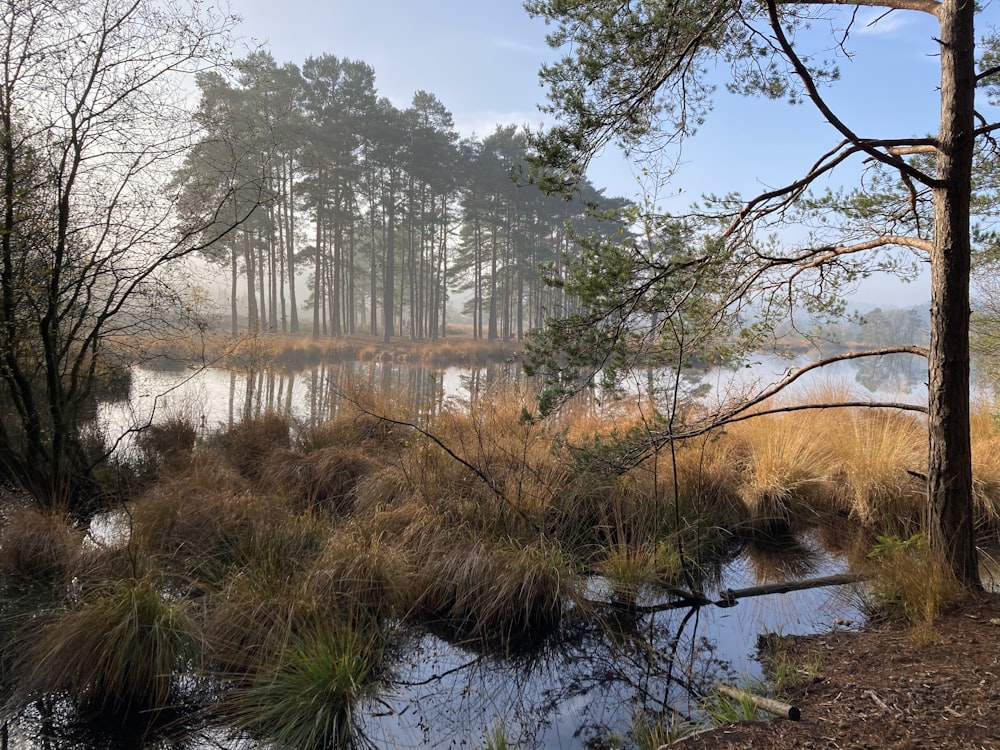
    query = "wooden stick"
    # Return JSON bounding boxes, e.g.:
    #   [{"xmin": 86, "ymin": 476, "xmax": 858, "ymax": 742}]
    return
[
  {"xmin": 717, "ymin": 683, "xmax": 801, "ymax": 721},
  {"xmin": 715, "ymin": 572, "xmax": 868, "ymax": 606},
  {"xmin": 600, "ymin": 572, "xmax": 867, "ymax": 613}
]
